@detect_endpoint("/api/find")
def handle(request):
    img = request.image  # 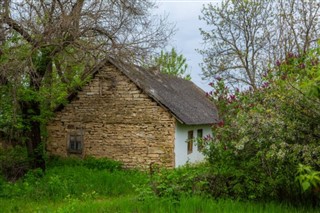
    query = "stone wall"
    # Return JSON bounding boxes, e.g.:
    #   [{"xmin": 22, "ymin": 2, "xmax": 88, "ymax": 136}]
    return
[{"xmin": 46, "ymin": 63, "xmax": 176, "ymax": 169}]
